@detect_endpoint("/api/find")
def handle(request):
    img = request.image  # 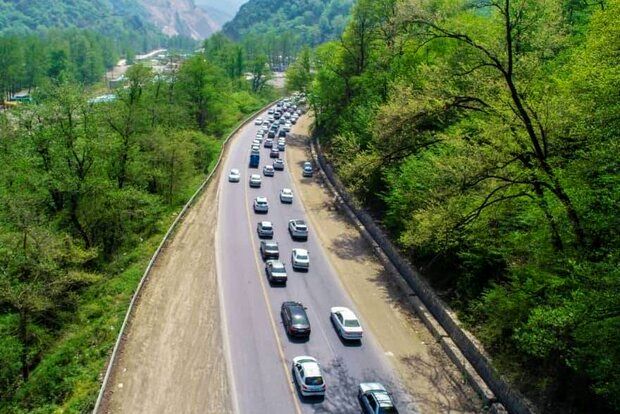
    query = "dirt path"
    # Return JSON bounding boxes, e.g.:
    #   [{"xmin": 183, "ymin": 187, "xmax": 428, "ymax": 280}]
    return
[
  {"xmin": 104, "ymin": 172, "xmax": 232, "ymax": 414},
  {"xmin": 287, "ymin": 116, "xmax": 482, "ymax": 413}
]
